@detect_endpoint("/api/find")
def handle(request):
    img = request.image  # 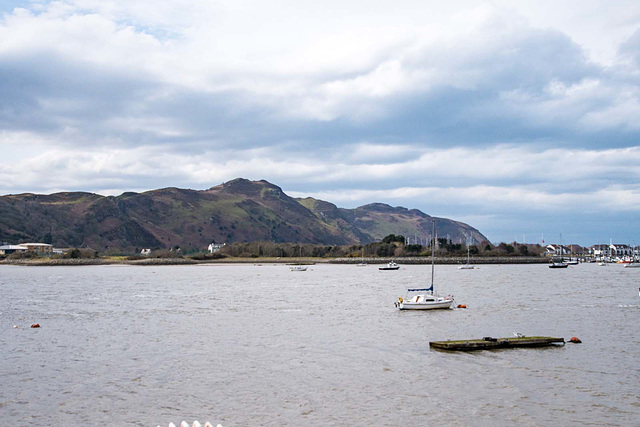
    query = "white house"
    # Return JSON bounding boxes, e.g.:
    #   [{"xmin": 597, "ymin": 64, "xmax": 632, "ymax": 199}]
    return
[
  {"xmin": 208, "ymin": 243, "xmax": 225, "ymax": 253},
  {"xmin": 545, "ymin": 244, "xmax": 568, "ymax": 256}
]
